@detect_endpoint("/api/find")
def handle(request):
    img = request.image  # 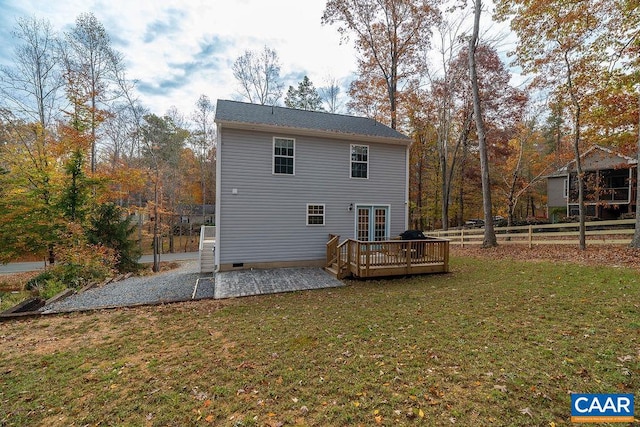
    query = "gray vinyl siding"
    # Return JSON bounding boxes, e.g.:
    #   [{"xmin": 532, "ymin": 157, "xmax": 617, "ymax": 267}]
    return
[
  {"xmin": 546, "ymin": 175, "xmax": 567, "ymax": 208},
  {"xmin": 218, "ymin": 127, "xmax": 407, "ymax": 265}
]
